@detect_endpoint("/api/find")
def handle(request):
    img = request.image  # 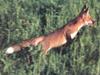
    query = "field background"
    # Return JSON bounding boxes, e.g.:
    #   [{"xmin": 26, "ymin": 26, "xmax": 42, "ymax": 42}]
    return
[{"xmin": 0, "ymin": 0, "xmax": 100, "ymax": 75}]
